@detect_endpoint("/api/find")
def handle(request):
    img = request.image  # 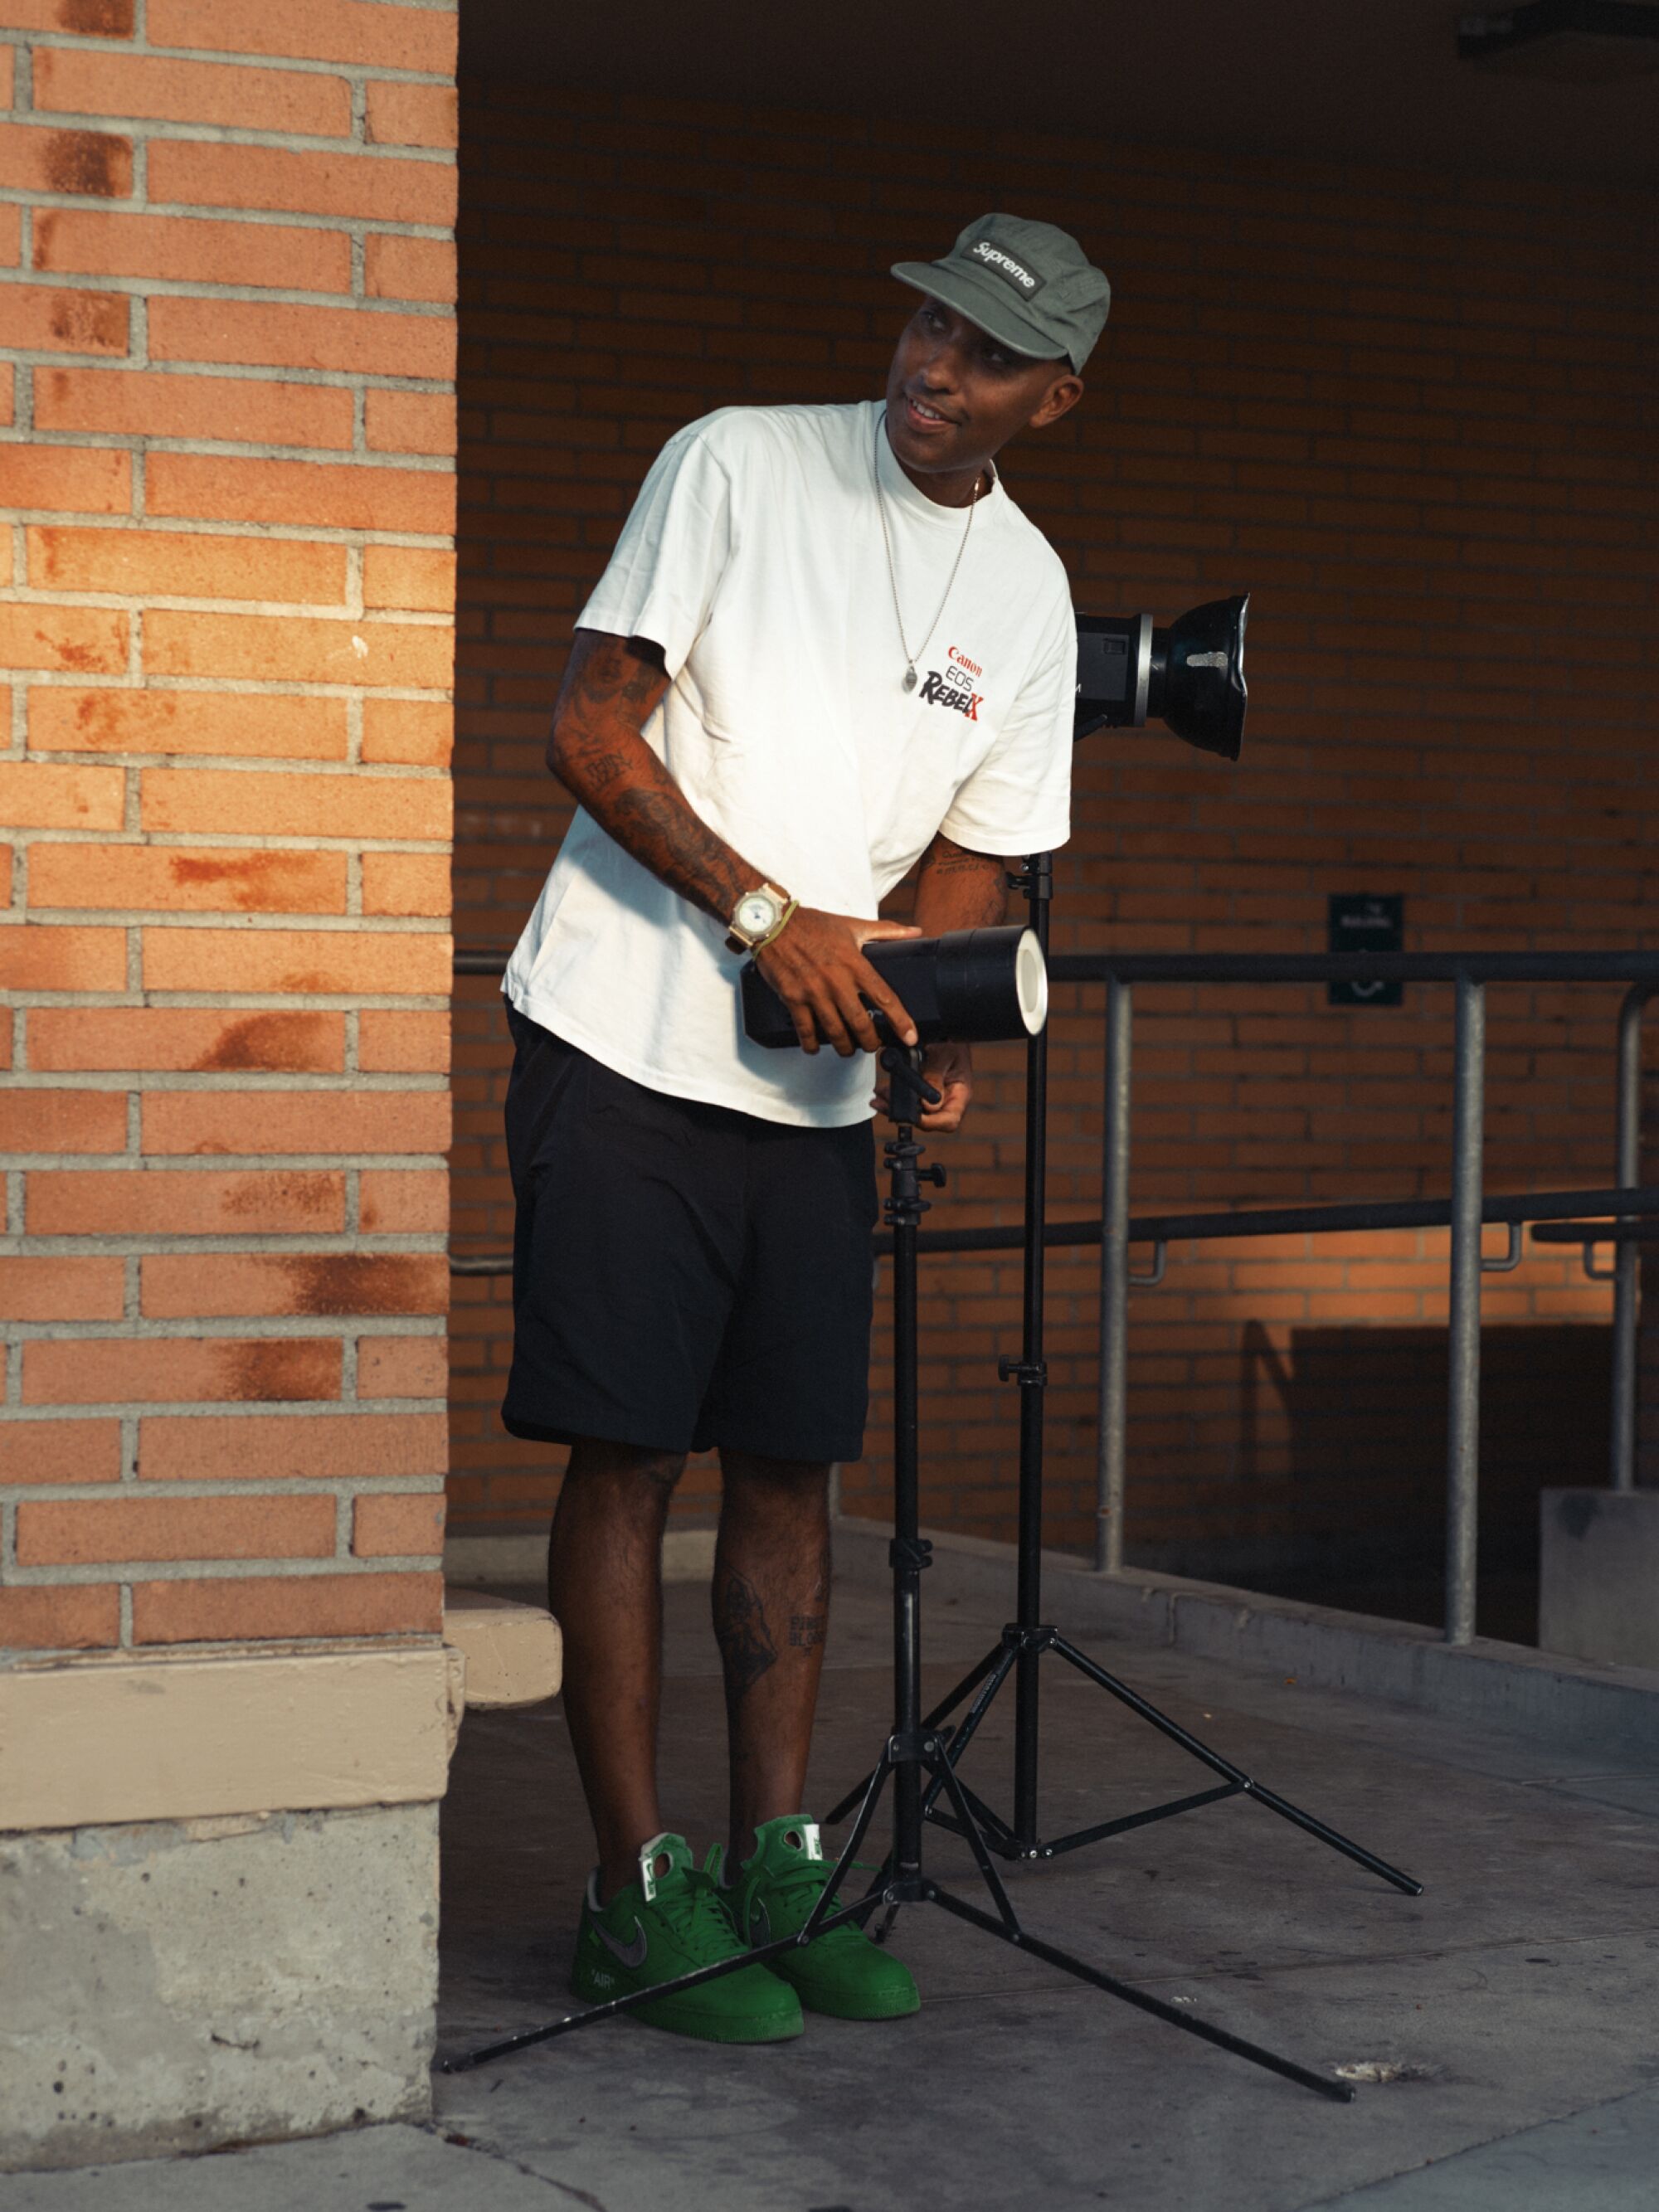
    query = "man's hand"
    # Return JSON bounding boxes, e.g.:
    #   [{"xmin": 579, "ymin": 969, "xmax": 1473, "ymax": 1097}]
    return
[
  {"xmin": 873, "ymin": 1038, "xmax": 973, "ymax": 1130},
  {"xmin": 868, "ymin": 829, "xmax": 1008, "ymax": 1132},
  {"xmin": 754, "ymin": 909, "xmax": 921, "ymax": 1057}
]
